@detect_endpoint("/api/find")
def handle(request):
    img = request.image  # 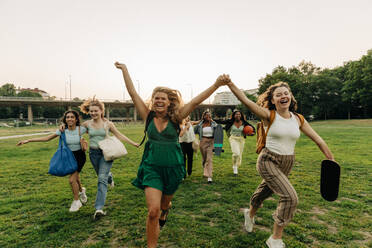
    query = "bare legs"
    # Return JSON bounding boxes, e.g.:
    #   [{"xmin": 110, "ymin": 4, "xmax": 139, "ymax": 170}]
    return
[
  {"xmin": 145, "ymin": 187, "xmax": 174, "ymax": 248},
  {"xmin": 69, "ymin": 171, "xmax": 81, "ymax": 200}
]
